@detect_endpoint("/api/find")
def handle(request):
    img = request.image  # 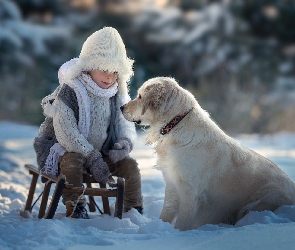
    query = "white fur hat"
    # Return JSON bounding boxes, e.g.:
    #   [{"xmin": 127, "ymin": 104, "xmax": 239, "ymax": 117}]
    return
[{"xmin": 60, "ymin": 27, "xmax": 134, "ymax": 94}]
